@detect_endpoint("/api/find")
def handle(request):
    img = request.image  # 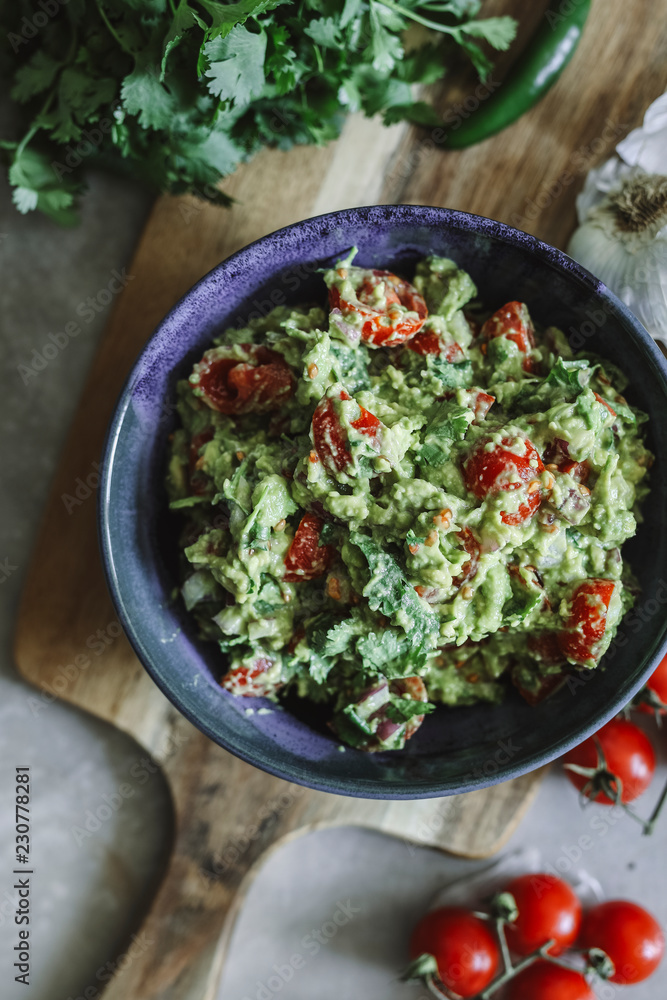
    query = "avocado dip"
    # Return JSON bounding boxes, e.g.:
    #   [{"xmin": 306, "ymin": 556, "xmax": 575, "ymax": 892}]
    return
[{"xmin": 166, "ymin": 251, "xmax": 651, "ymax": 752}]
